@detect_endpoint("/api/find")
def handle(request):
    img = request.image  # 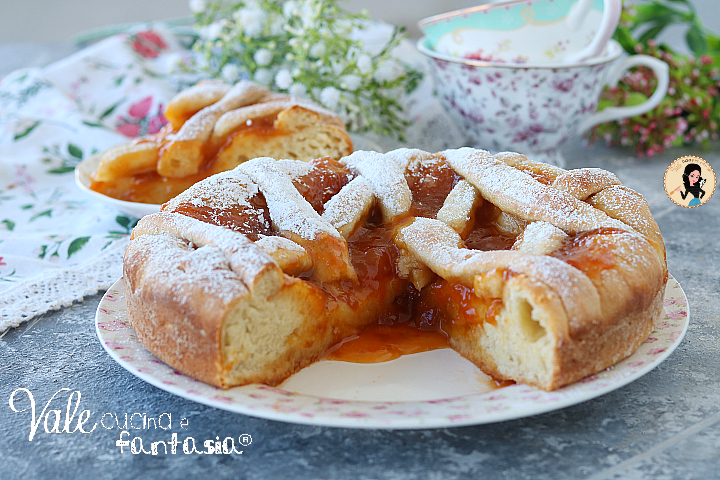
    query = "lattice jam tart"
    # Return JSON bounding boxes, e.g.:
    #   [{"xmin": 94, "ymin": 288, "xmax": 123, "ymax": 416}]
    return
[
  {"xmin": 123, "ymin": 148, "xmax": 667, "ymax": 391},
  {"xmin": 90, "ymin": 80, "xmax": 353, "ymax": 204}
]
